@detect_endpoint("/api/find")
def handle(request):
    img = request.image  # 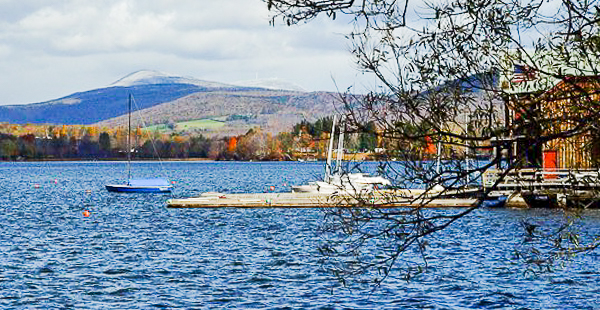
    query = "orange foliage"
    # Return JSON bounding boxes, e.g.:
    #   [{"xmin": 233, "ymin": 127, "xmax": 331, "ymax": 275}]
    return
[
  {"xmin": 228, "ymin": 137, "xmax": 237, "ymax": 153},
  {"xmin": 173, "ymin": 135, "xmax": 186, "ymax": 143},
  {"xmin": 425, "ymin": 136, "xmax": 436, "ymax": 154}
]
